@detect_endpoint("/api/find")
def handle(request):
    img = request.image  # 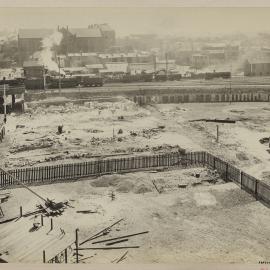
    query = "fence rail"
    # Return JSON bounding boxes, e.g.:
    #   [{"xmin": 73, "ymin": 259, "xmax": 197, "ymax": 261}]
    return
[{"xmin": 1, "ymin": 151, "xmax": 270, "ymax": 208}]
